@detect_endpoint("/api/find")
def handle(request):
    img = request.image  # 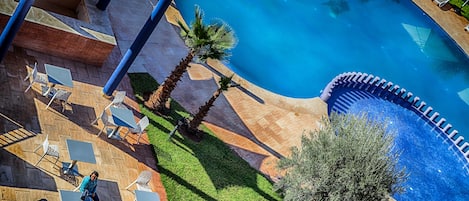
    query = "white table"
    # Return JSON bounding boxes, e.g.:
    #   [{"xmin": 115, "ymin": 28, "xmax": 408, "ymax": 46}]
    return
[
  {"xmin": 59, "ymin": 190, "xmax": 82, "ymax": 201},
  {"xmin": 108, "ymin": 107, "xmax": 137, "ymax": 140},
  {"xmin": 135, "ymin": 190, "xmax": 160, "ymax": 201},
  {"xmin": 43, "ymin": 64, "xmax": 73, "ymax": 97},
  {"xmin": 63, "ymin": 139, "xmax": 96, "ymax": 176},
  {"xmin": 45, "ymin": 64, "xmax": 73, "ymax": 87}
]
